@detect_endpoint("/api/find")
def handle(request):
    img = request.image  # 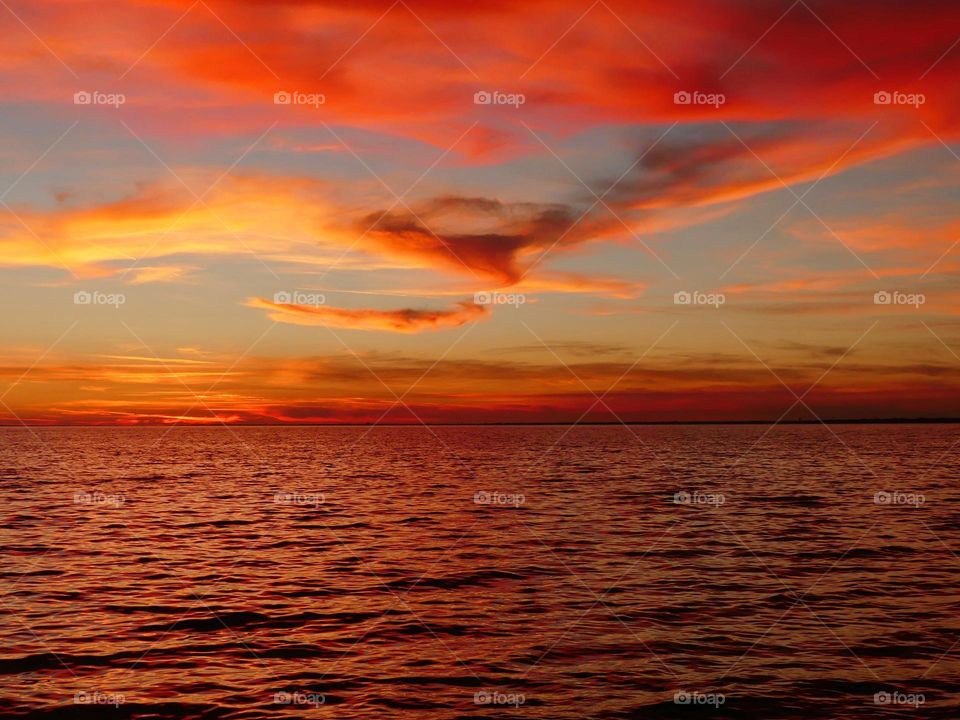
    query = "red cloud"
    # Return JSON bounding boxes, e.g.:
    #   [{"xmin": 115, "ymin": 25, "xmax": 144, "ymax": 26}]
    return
[
  {"xmin": 9, "ymin": 0, "xmax": 957, "ymax": 159},
  {"xmin": 42, "ymin": 0, "xmax": 955, "ymax": 147}
]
